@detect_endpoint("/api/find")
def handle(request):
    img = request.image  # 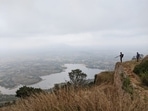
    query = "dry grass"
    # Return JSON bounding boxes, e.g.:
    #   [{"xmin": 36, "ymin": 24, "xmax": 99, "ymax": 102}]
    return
[
  {"xmin": 0, "ymin": 85, "xmax": 148, "ymax": 111},
  {"xmin": 94, "ymin": 71, "xmax": 114, "ymax": 85}
]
